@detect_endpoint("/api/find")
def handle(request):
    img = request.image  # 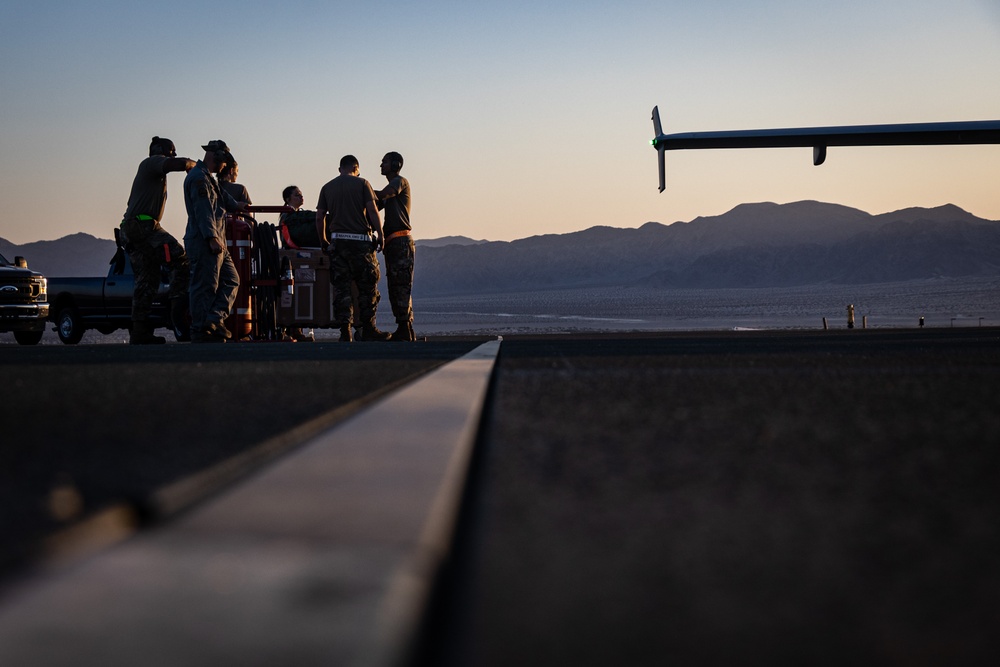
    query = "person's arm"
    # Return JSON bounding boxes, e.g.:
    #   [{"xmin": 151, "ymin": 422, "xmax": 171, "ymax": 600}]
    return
[
  {"xmin": 375, "ymin": 178, "xmax": 400, "ymax": 210},
  {"xmin": 164, "ymin": 157, "xmax": 196, "ymax": 173},
  {"xmin": 220, "ymin": 187, "xmax": 247, "ymax": 214},
  {"xmin": 281, "ymin": 224, "xmax": 298, "ymax": 249},
  {"xmin": 365, "ymin": 200, "xmax": 383, "ymax": 251}
]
